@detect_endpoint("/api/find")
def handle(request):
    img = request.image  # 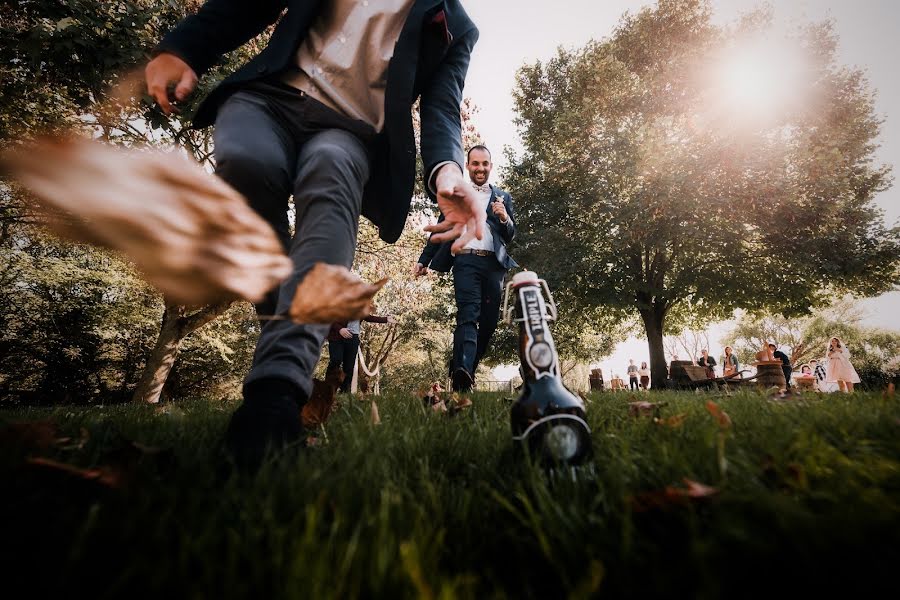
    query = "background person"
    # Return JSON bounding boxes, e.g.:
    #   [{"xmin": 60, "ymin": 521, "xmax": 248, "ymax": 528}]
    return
[
  {"xmin": 627, "ymin": 359, "xmax": 639, "ymax": 390},
  {"xmin": 415, "ymin": 145, "xmax": 517, "ymax": 392},
  {"xmin": 327, "ymin": 315, "xmax": 394, "ymax": 393},
  {"xmin": 769, "ymin": 343, "xmax": 793, "ymax": 389},
  {"xmin": 826, "ymin": 337, "xmax": 861, "ymax": 393},
  {"xmin": 698, "ymin": 349, "xmax": 717, "ymax": 379},
  {"xmin": 638, "ymin": 361, "xmax": 651, "ymax": 390}
]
